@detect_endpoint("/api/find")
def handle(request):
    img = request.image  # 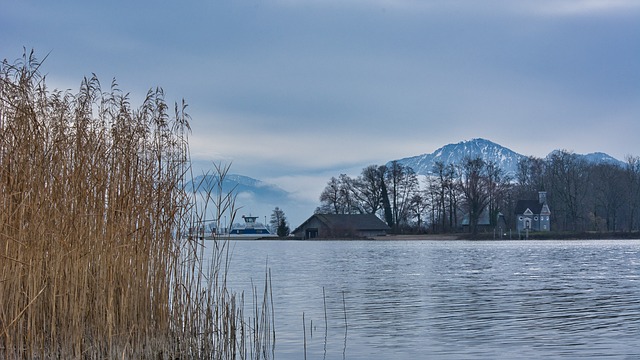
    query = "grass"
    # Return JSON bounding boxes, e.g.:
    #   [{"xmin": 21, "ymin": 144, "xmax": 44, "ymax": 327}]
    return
[{"xmin": 0, "ymin": 50, "xmax": 273, "ymax": 359}]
